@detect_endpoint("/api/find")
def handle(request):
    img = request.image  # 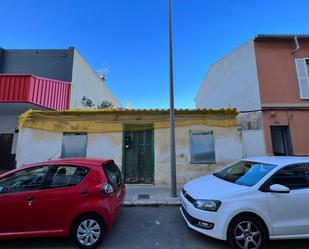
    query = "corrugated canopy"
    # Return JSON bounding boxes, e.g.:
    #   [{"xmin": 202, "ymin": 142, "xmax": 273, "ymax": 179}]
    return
[{"xmin": 19, "ymin": 108, "xmax": 239, "ymax": 133}]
